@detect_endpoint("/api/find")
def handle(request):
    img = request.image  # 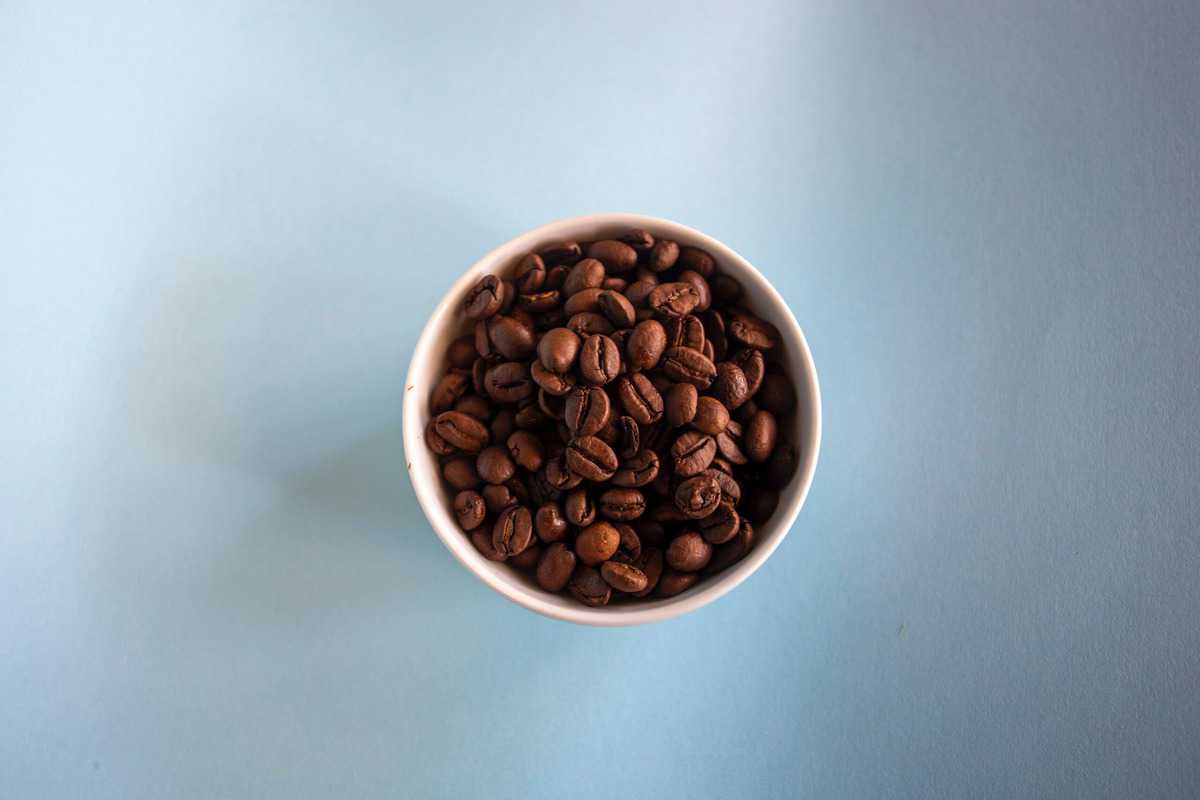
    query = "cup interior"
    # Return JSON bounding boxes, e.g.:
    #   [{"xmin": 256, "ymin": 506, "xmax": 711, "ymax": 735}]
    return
[{"xmin": 402, "ymin": 213, "xmax": 821, "ymax": 626}]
